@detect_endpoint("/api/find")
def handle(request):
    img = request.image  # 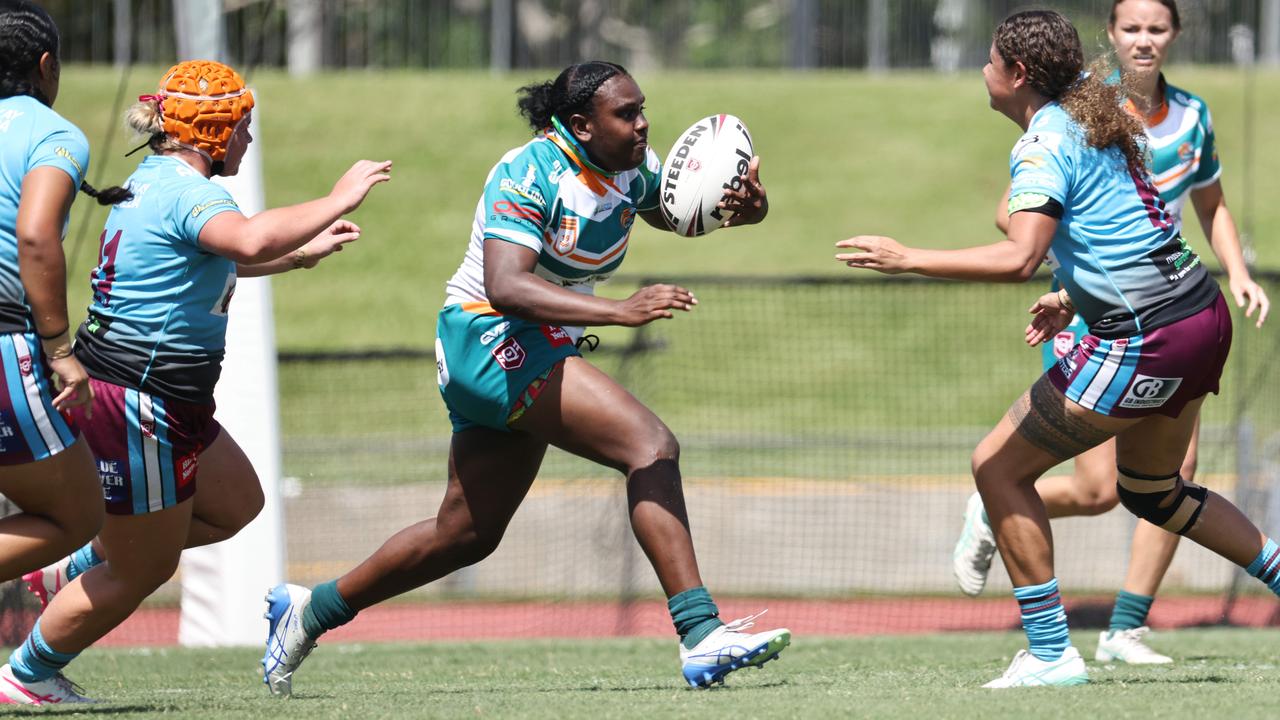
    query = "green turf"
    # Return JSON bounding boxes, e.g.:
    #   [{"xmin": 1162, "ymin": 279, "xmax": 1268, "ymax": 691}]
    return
[
  {"xmin": 50, "ymin": 66, "xmax": 1280, "ymax": 352},
  {"xmin": 37, "ymin": 629, "xmax": 1280, "ymax": 719}
]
